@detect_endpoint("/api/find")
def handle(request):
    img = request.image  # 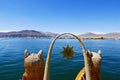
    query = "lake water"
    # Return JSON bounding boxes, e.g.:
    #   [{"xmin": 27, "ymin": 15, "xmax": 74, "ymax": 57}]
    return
[{"xmin": 0, "ymin": 38, "xmax": 120, "ymax": 80}]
